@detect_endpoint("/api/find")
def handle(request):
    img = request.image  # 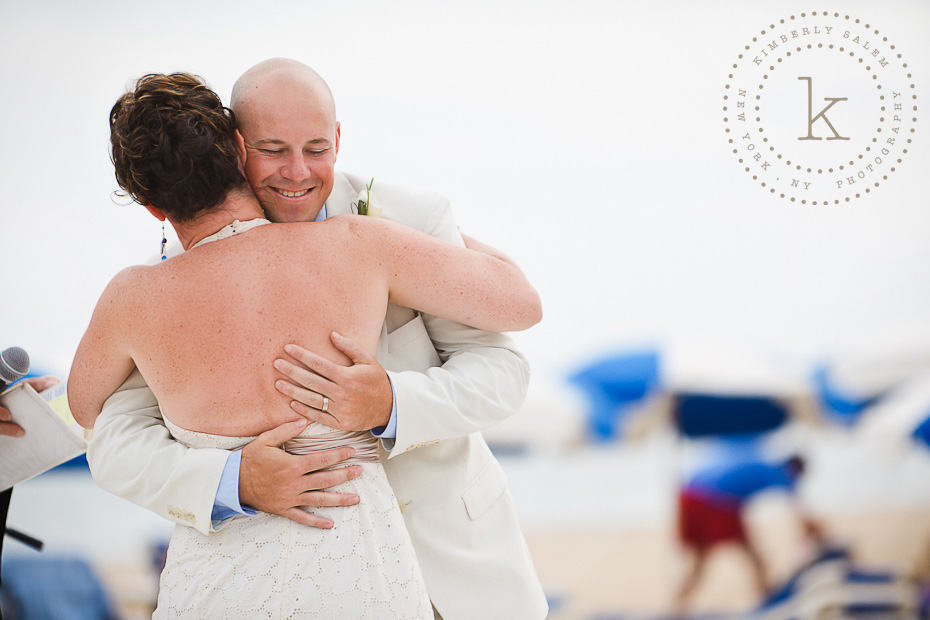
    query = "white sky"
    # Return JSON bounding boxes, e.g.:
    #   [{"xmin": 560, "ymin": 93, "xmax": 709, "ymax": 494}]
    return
[{"xmin": 1, "ymin": 0, "xmax": 928, "ymax": 382}]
